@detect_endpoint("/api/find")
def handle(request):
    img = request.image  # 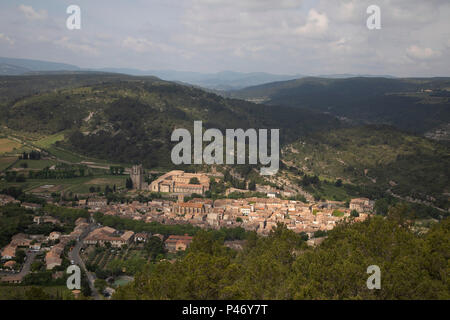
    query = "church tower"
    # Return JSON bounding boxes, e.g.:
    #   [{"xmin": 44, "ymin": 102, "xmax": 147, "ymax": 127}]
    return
[{"xmin": 130, "ymin": 164, "xmax": 144, "ymax": 190}]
